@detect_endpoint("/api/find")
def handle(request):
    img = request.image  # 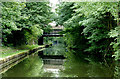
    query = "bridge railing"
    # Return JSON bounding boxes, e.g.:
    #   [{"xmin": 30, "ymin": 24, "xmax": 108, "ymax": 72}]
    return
[{"xmin": 43, "ymin": 29, "xmax": 63, "ymax": 35}]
